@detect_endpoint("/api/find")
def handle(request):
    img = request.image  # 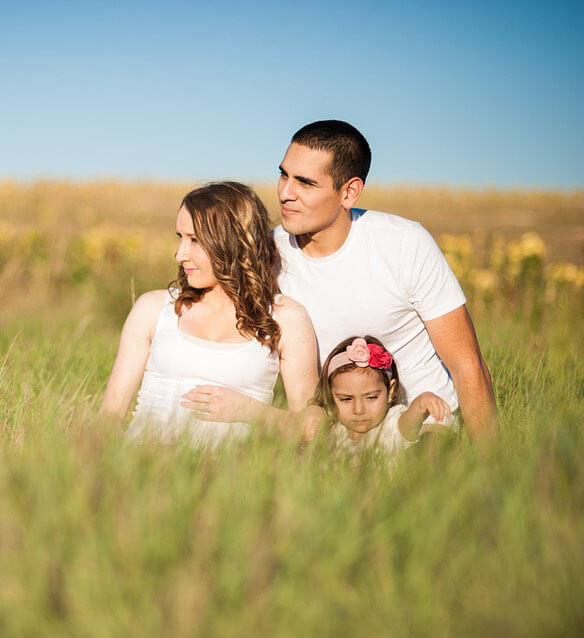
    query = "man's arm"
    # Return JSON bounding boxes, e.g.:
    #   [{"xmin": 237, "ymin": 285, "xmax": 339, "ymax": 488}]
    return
[{"xmin": 424, "ymin": 305, "xmax": 498, "ymax": 442}]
